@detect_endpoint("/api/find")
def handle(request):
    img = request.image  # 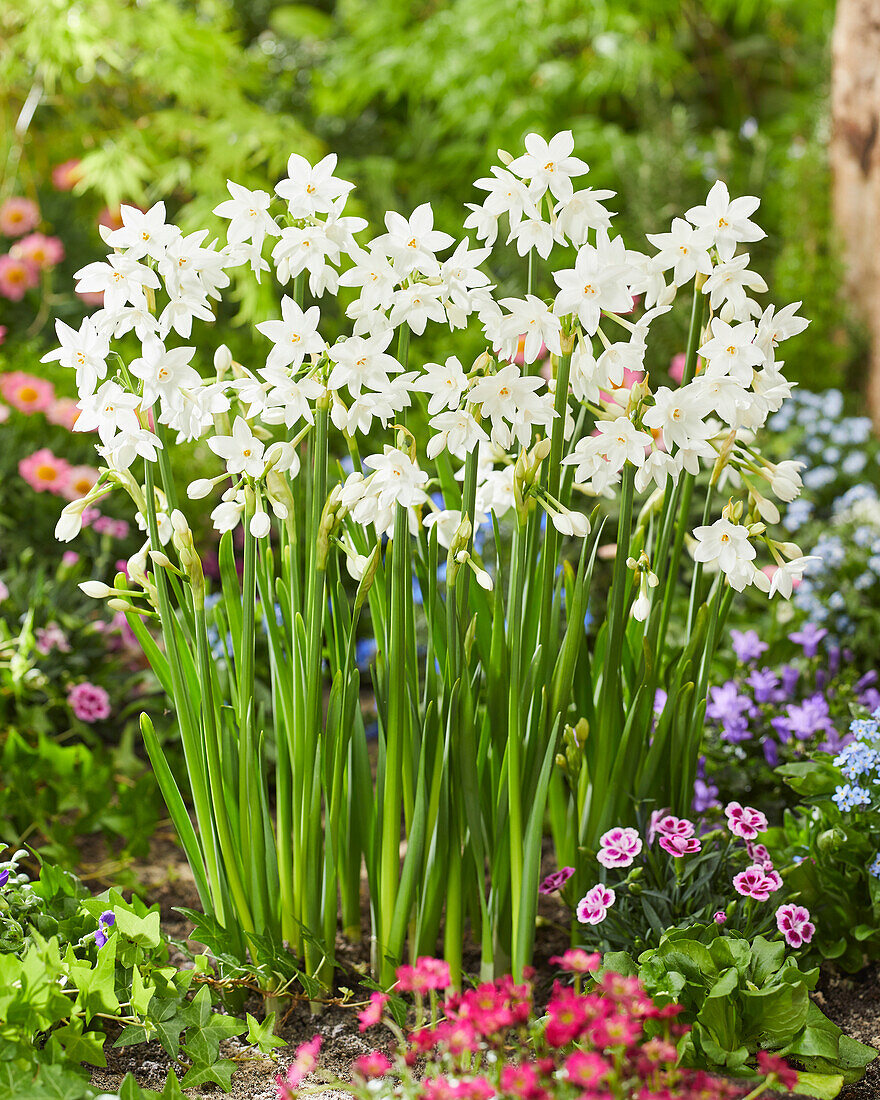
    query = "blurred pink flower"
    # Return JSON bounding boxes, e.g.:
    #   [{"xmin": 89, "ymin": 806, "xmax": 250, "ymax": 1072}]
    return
[
  {"xmin": 67, "ymin": 681, "xmax": 111, "ymax": 722},
  {"xmin": 52, "ymin": 159, "xmax": 83, "ymax": 191},
  {"xmin": 61, "ymin": 551, "xmax": 80, "ymax": 567},
  {"xmin": 46, "ymin": 397, "xmax": 82, "ymax": 430},
  {"xmin": 19, "ymin": 448, "xmax": 71, "ymax": 494},
  {"xmin": 35, "ymin": 622, "xmax": 71, "ymax": 655},
  {"xmin": 60, "ymin": 464, "xmax": 100, "ymax": 501},
  {"xmin": 0, "ymin": 404, "xmax": 9, "ymax": 424},
  {"xmin": 0, "ymin": 197, "xmax": 40, "ymax": 237},
  {"xmin": 76, "ymin": 288, "xmax": 105, "ymax": 307},
  {"xmin": 669, "ymin": 353, "xmax": 686, "ymax": 384},
  {"xmin": 514, "ymin": 334, "xmax": 547, "ymax": 366},
  {"xmin": 12, "ymin": 233, "xmax": 64, "ymax": 269},
  {"xmin": 1, "ymin": 371, "xmax": 55, "ymax": 414},
  {"xmin": 0, "ymin": 253, "xmax": 39, "ymax": 300},
  {"xmin": 98, "ymin": 205, "xmax": 126, "ymax": 231},
  {"xmin": 0, "ymin": 325, "xmax": 6, "ymax": 345}
]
